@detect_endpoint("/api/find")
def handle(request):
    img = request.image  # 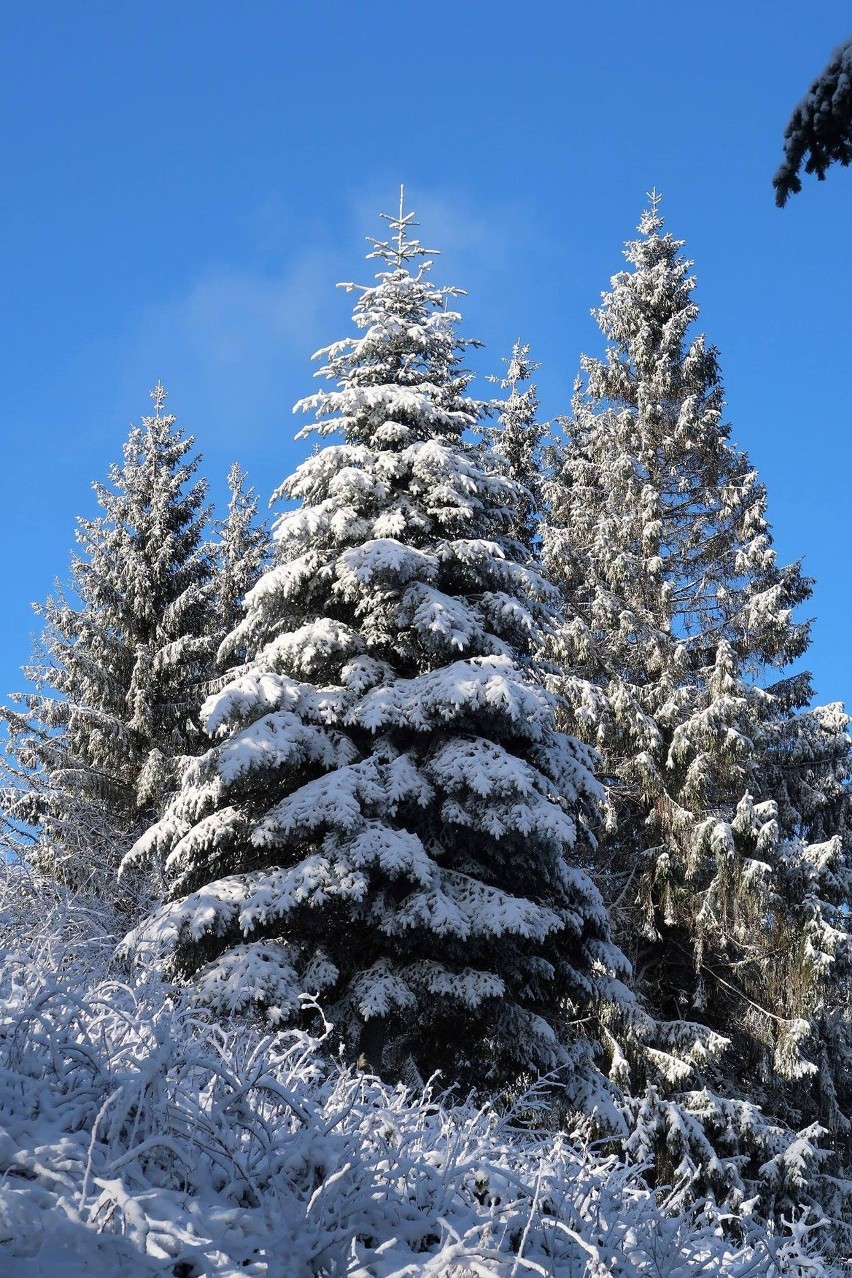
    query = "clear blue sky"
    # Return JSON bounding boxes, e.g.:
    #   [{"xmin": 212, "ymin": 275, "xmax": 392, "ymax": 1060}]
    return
[{"xmin": 0, "ymin": 1, "xmax": 849, "ymax": 710}]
